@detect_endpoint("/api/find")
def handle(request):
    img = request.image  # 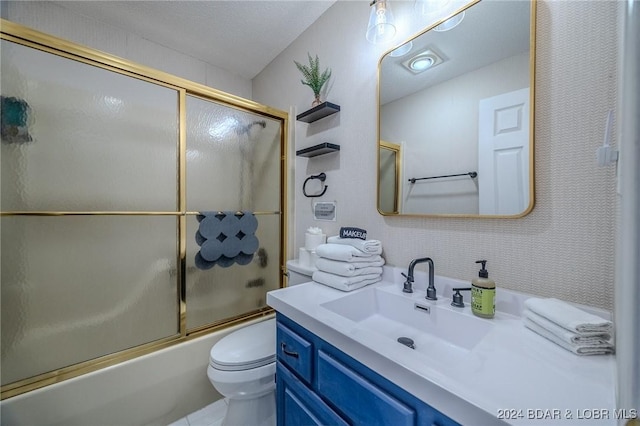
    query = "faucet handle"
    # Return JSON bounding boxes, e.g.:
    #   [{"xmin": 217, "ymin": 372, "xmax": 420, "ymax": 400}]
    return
[
  {"xmin": 400, "ymin": 273, "xmax": 414, "ymax": 293},
  {"xmin": 451, "ymin": 287, "xmax": 472, "ymax": 308}
]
